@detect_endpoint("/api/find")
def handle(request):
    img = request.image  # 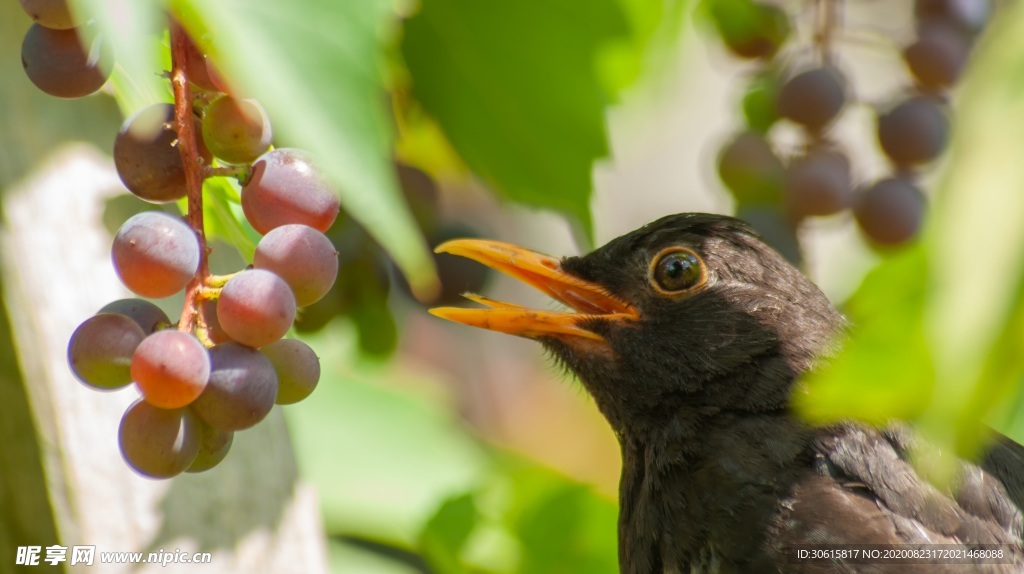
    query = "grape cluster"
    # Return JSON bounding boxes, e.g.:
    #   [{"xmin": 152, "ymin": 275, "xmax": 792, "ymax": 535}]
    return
[
  {"xmin": 30, "ymin": 12, "xmax": 339, "ymax": 478},
  {"xmin": 707, "ymin": 0, "xmax": 991, "ymax": 253}
]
